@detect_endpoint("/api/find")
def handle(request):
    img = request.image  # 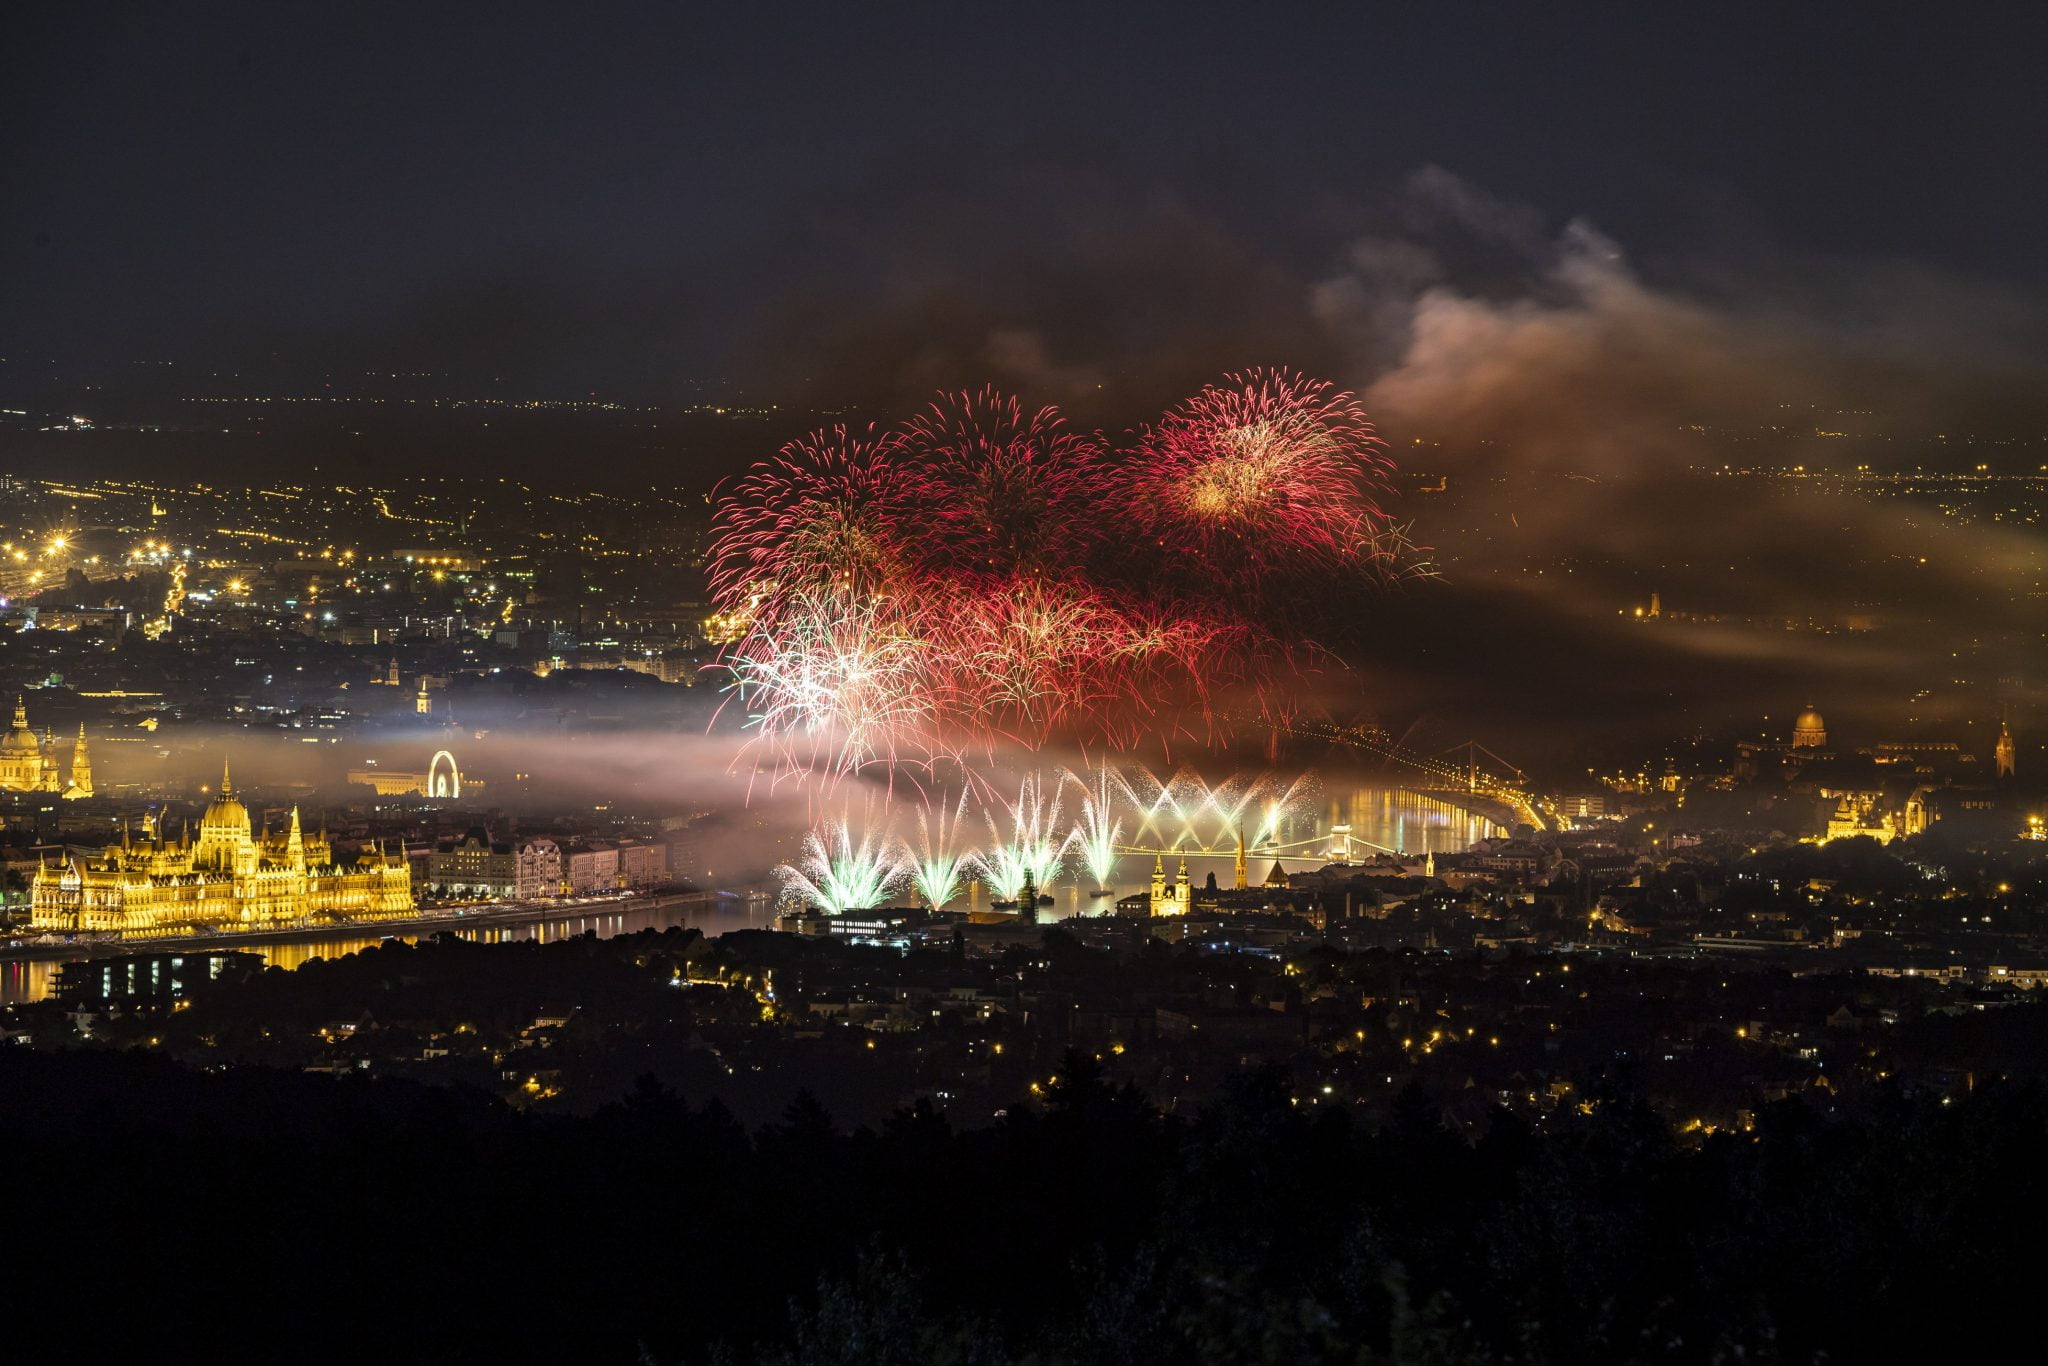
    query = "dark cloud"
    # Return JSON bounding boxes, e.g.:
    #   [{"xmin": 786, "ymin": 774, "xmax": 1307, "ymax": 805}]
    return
[{"xmin": 730, "ymin": 173, "xmax": 1340, "ymax": 423}]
